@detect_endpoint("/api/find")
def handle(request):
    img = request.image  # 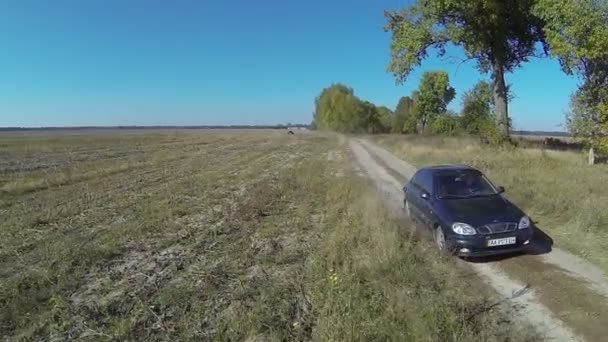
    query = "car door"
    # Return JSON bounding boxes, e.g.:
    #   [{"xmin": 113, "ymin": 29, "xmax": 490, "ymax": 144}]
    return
[
  {"xmin": 405, "ymin": 172, "xmax": 423, "ymax": 220},
  {"xmin": 417, "ymin": 170, "xmax": 435, "ymax": 230}
]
